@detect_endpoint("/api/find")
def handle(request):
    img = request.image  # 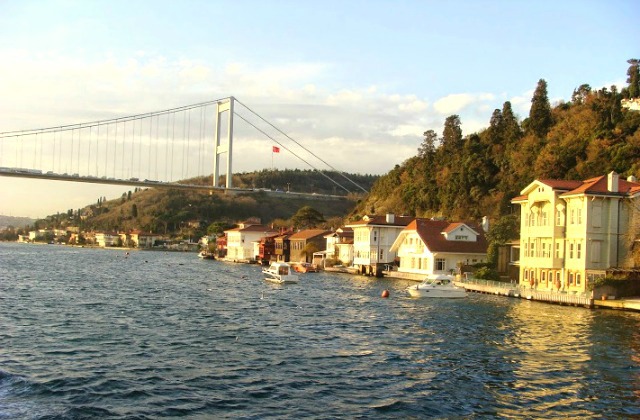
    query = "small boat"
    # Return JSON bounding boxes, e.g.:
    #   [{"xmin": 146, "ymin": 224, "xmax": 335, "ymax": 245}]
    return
[
  {"xmin": 198, "ymin": 250, "xmax": 216, "ymax": 260},
  {"xmin": 407, "ymin": 275, "xmax": 466, "ymax": 298},
  {"xmin": 291, "ymin": 262, "xmax": 319, "ymax": 273},
  {"xmin": 262, "ymin": 262, "xmax": 299, "ymax": 284}
]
